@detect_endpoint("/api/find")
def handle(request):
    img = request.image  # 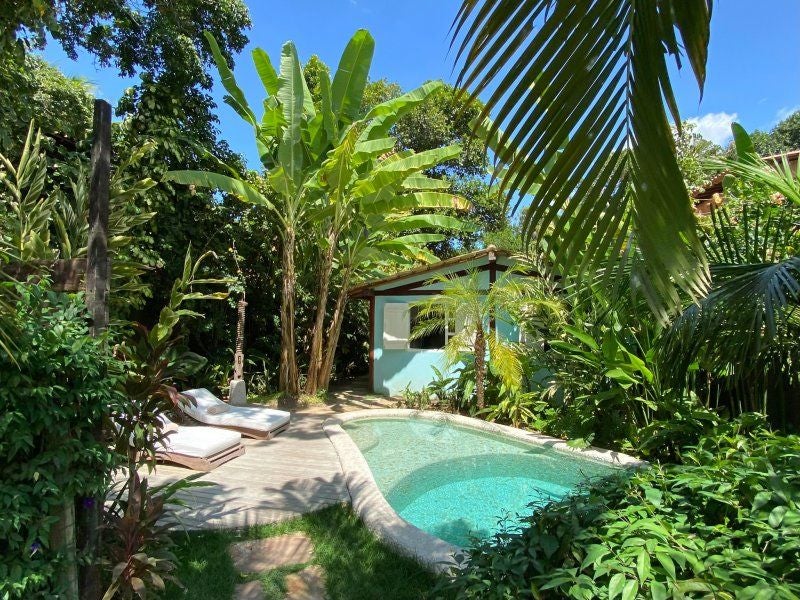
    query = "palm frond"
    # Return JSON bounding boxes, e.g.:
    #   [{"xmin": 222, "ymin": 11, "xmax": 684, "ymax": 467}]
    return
[{"xmin": 452, "ymin": 0, "xmax": 713, "ymax": 320}]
